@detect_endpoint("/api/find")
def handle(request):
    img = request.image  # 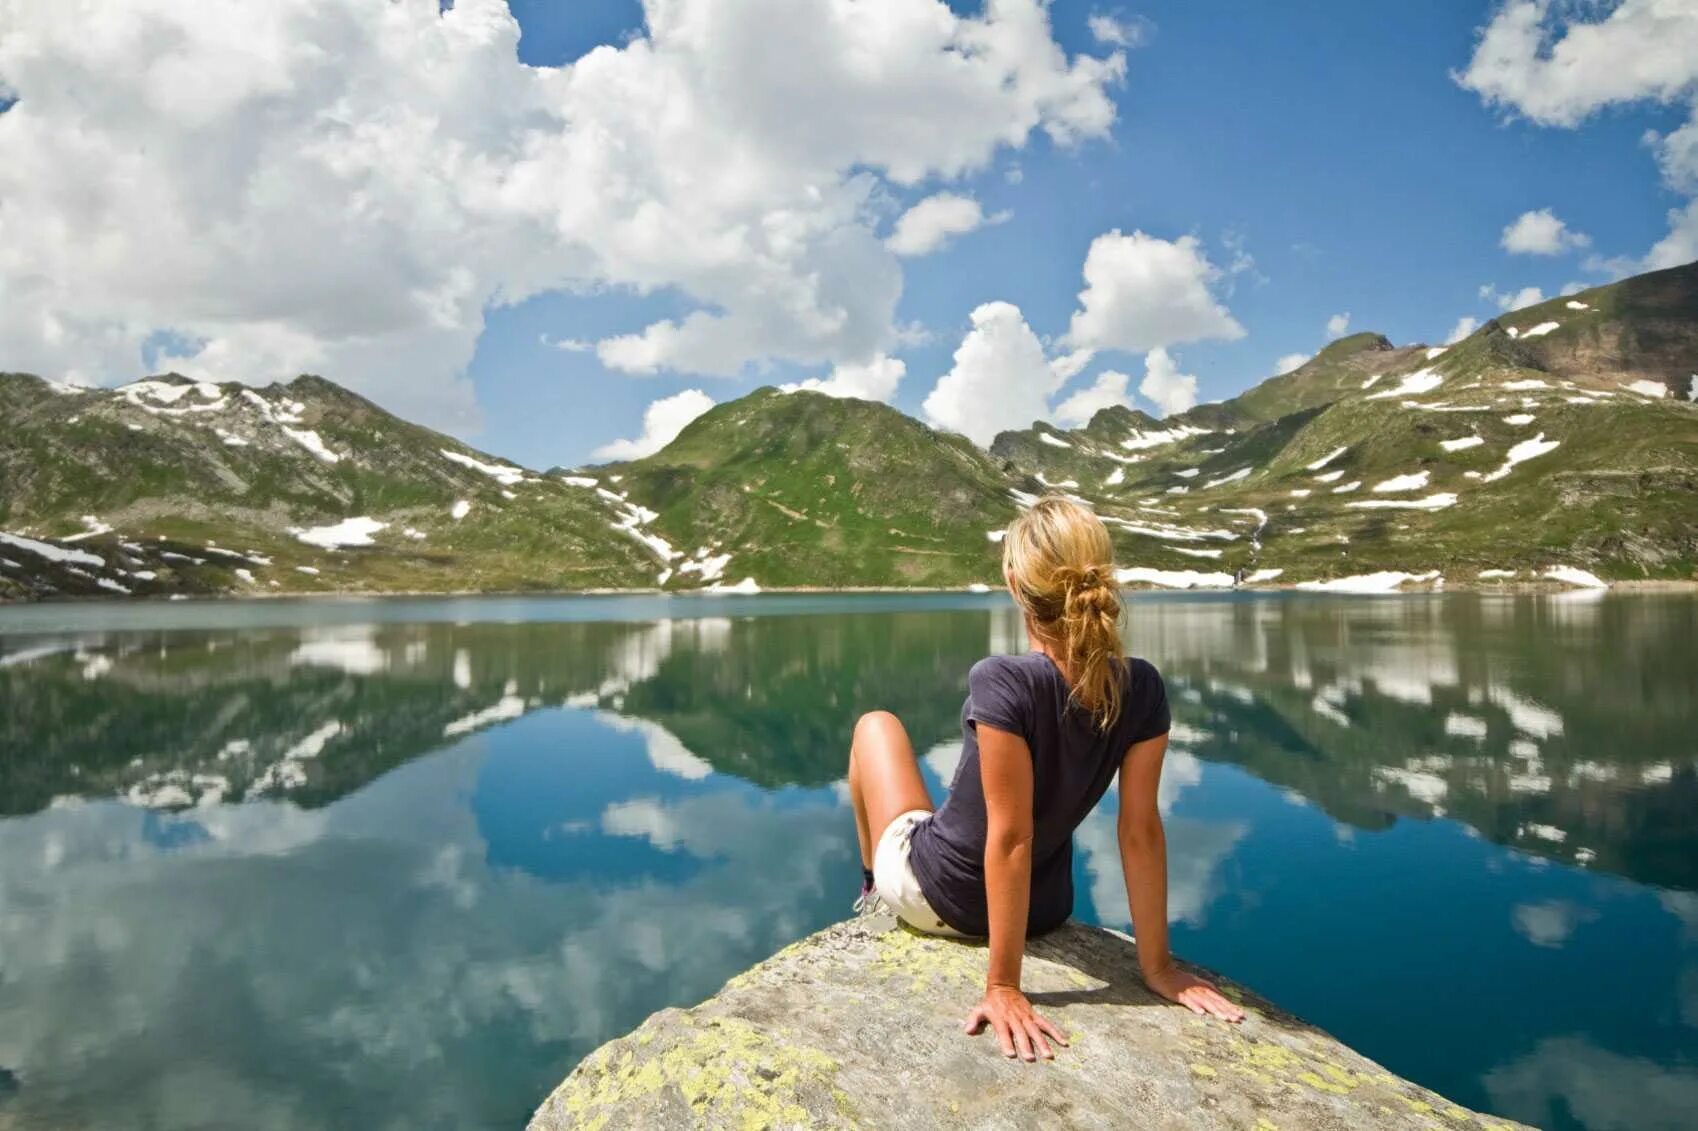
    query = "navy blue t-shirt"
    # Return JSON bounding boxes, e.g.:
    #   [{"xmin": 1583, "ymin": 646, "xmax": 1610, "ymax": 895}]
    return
[{"xmin": 907, "ymin": 652, "xmax": 1170, "ymax": 937}]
